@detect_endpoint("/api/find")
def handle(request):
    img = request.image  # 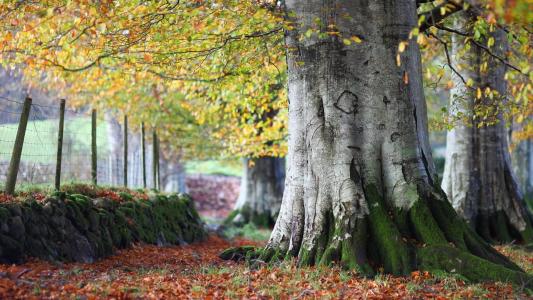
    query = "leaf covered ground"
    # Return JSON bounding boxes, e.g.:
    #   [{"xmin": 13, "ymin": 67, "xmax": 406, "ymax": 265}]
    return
[{"xmin": 0, "ymin": 234, "xmax": 532, "ymax": 299}]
